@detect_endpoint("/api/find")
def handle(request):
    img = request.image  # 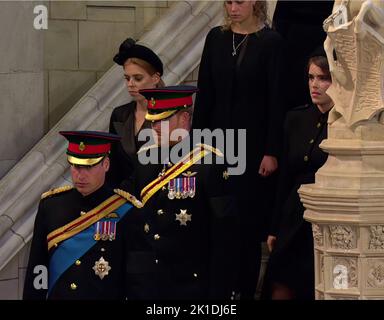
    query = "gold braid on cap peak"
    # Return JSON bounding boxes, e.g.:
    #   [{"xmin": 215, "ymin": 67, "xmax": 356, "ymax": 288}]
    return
[
  {"xmin": 114, "ymin": 189, "xmax": 144, "ymax": 208},
  {"xmin": 196, "ymin": 143, "xmax": 224, "ymax": 157},
  {"xmin": 41, "ymin": 185, "xmax": 73, "ymax": 200}
]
